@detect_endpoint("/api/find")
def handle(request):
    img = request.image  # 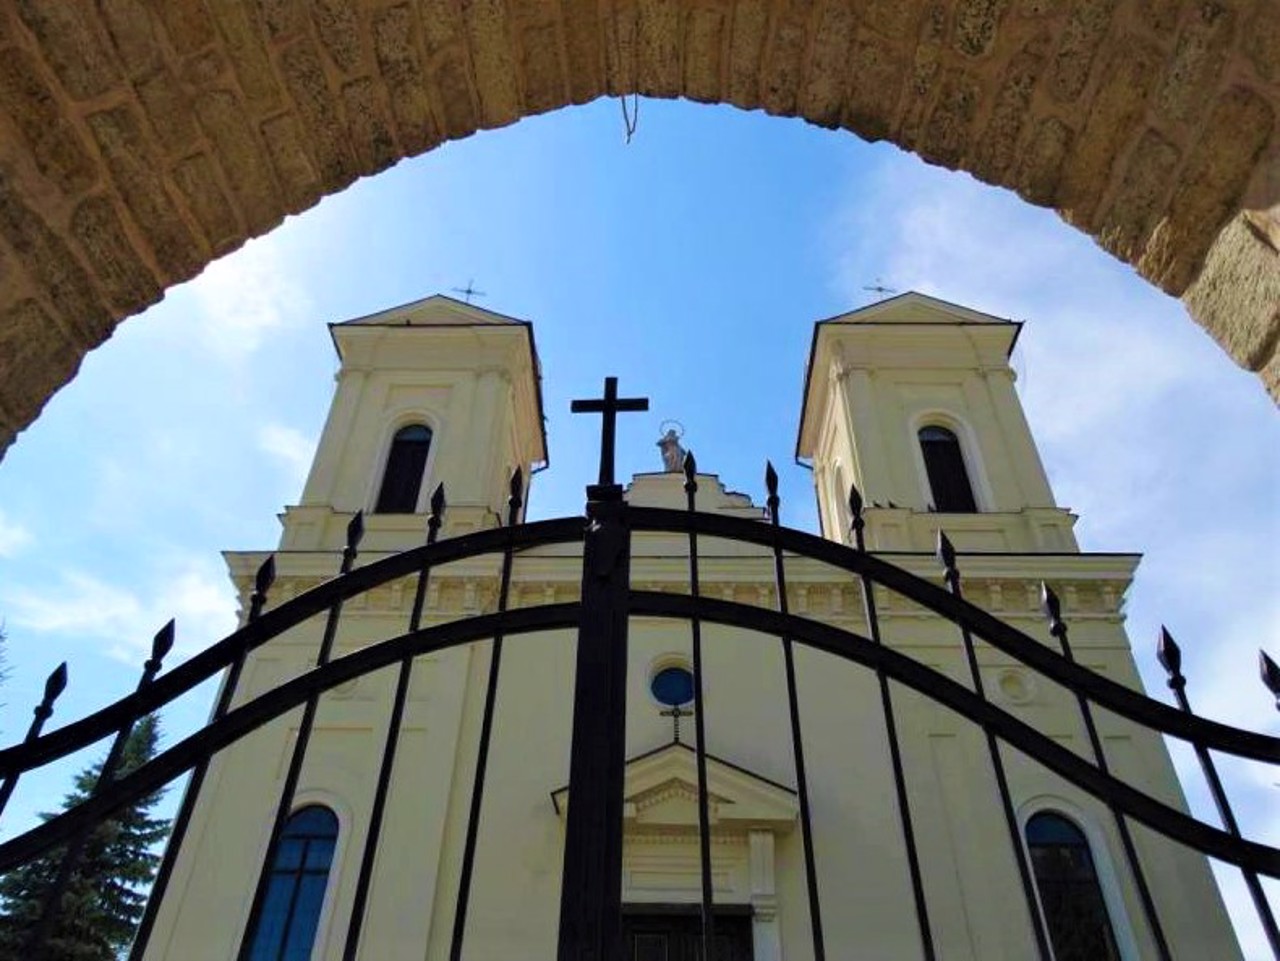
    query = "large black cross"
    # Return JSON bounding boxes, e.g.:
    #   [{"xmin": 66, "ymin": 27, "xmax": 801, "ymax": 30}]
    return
[{"xmin": 571, "ymin": 377, "xmax": 649, "ymax": 488}]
